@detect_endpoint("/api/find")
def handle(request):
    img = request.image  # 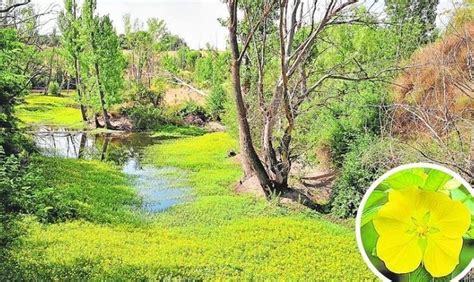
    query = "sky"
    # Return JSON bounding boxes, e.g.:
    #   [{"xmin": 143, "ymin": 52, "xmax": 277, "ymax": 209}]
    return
[
  {"xmin": 34, "ymin": 0, "xmax": 460, "ymax": 50},
  {"xmin": 35, "ymin": 0, "xmax": 229, "ymax": 49}
]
